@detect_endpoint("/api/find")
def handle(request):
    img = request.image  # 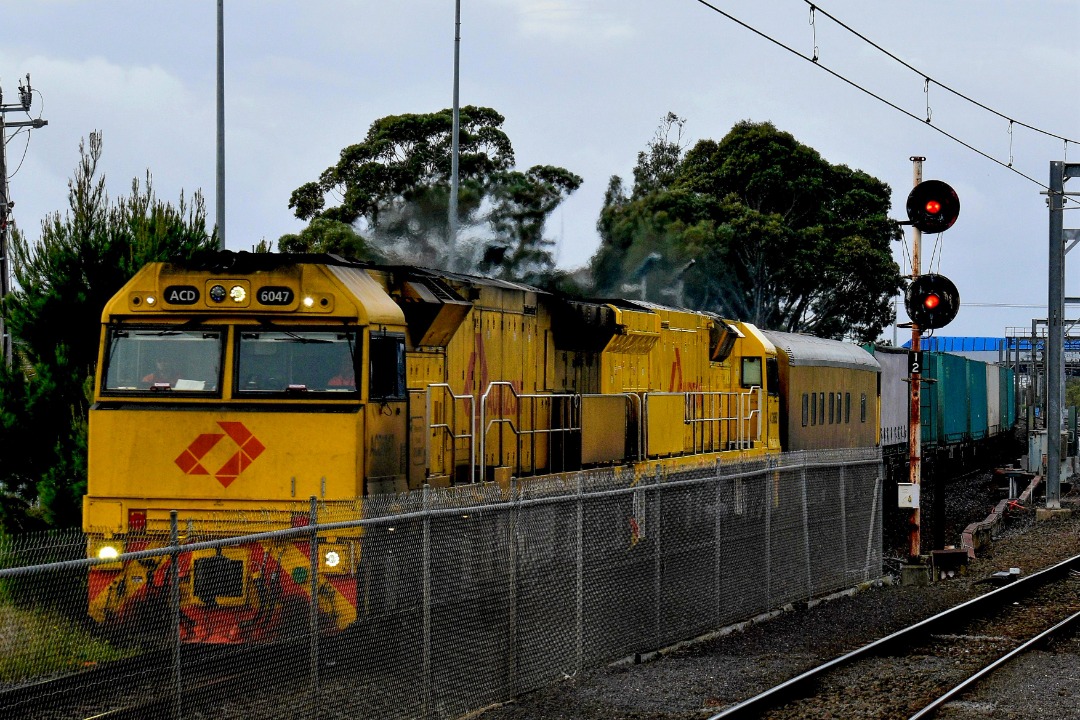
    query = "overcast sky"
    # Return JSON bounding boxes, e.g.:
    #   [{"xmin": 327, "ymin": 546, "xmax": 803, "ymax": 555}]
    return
[{"xmin": 3, "ymin": 0, "xmax": 1078, "ymax": 340}]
